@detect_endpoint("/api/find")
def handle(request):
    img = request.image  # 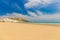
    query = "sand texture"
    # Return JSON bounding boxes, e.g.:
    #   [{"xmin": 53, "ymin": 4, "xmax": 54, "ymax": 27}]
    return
[{"xmin": 0, "ymin": 22, "xmax": 60, "ymax": 40}]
